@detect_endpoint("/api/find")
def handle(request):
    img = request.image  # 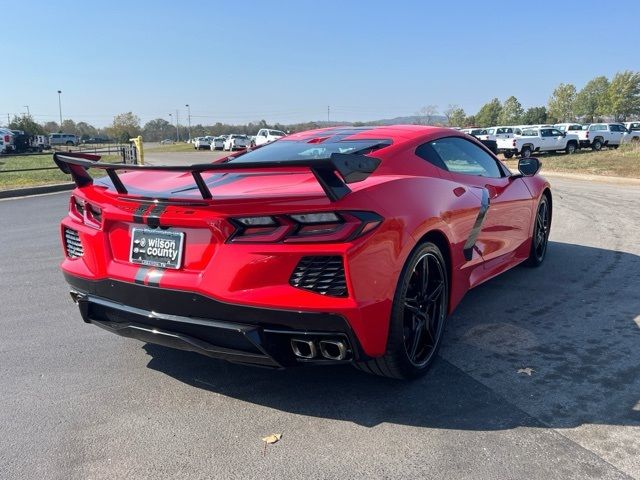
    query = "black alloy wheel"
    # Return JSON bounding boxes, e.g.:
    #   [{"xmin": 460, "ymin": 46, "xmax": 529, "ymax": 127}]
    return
[
  {"xmin": 355, "ymin": 242, "xmax": 449, "ymax": 379},
  {"xmin": 402, "ymin": 251, "xmax": 448, "ymax": 367},
  {"xmin": 526, "ymin": 195, "xmax": 551, "ymax": 267}
]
